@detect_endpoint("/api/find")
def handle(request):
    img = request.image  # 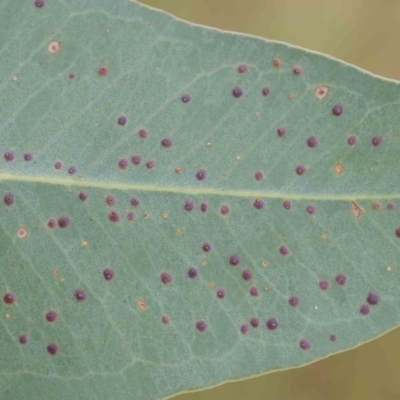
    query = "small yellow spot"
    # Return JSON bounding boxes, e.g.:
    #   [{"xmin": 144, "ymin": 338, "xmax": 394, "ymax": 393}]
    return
[
  {"xmin": 201, "ymin": 261, "xmax": 207, "ymax": 267},
  {"xmin": 255, "ymin": 112, "xmax": 260, "ymax": 117},
  {"xmin": 138, "ymin": 299, "xmax": 147, "ymax": 311},
  {"xmin": 52, "ymin": 269, "xmax": 59, "ymax": 277},
  {"xmin": 314, "ymin": 306, "xmax": 318, "ymax": 310},
  {"xmin": 334, "ymin": 162, "xmax": 343, "ymax": 175},
  {"xmin": 264, "ymin": 286, "xmax": 269, "ymax": 292},
  {"xmin": 80, "ymin": 241, "xmax": 88, "ymax": 247},
  {"xmin": 206, "ymin": 142, "xmax": 211, "ymax": 147},
  {"xmin": 387, "ymin": 266, "xmax": 392, "ymax": 272},
  {"xmin": 178, "ymin": 228, "xmax": 184, "ymax": 234},
  {"xmin": 175, "ymin": 167, "xmax": 181, "ymax": 173},
  {"xmin": 321, "ymin": 234, "xmax": 327, "ymax": 240},
  {"xmin": 60, "ymin": 278, "xmax": 65, "ymax": 283},
  {"xmin": 5, "ymin": 313, "xmax": 11, "ymax": 319},
  {"xmin": 206, "ymin": 94, "xmax": 211, "ymax": 99},
  {"xmin": 156, "ymin": 67, "xmax": 160, "ymax": 71},
  {"xmin": 12, "ymin": 76, "xmax": 17, "ymax": 81},
  {"xmin": 236, "ymin": 155, "xmax": 241, "ymax": 161},
  {"xmin": 17, "ymin": 227, "xmax": 28, "ymax": 238},
  {"xmin": 208, "ymin": 282, "xmax": 214, "ymax": 288},
  {"xmin": 262, "ymin": 261, "xmax": 269, "ymax": 267},
  {"xmin": 288, "ymin": 94, "xmax": 293, "ymax": 100},
  {"xmin": 47, "ymin": 41, "xmax": 61, "ymax": 55},
  {"xmin": 163, "ymin": 213, "xmax": 168, "ymax": 219},
  {"xmin": 144, "ymin": 214, "xmax": 149, "ymax": 219},
  {"xmin": 315, "ymin": 85, "xmax": 329, "ymax": 100}
]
